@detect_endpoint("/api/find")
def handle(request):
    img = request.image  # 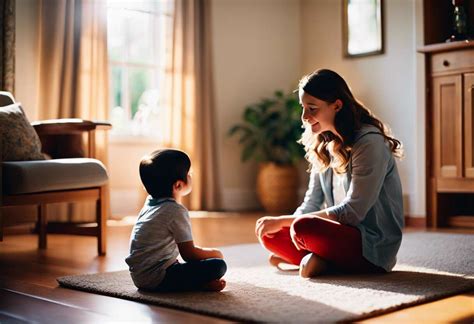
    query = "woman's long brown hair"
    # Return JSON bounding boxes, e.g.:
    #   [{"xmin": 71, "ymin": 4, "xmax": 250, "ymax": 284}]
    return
[{"xmin": 299, "ymin": 69, "xmax": 403, "ymax": 174}]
